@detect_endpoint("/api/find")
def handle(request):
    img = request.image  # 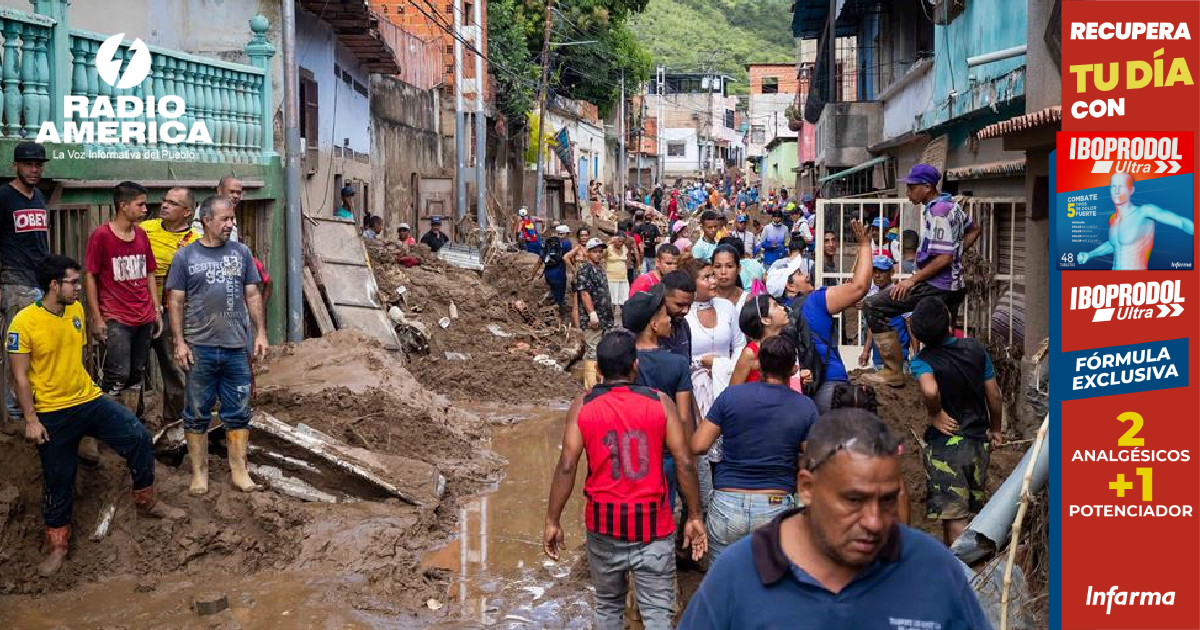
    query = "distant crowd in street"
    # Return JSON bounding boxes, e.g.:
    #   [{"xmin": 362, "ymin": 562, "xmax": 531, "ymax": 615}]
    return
[{"xmin": 539, "ymin": 164, "xmax": 1002, "ymax": 629}]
